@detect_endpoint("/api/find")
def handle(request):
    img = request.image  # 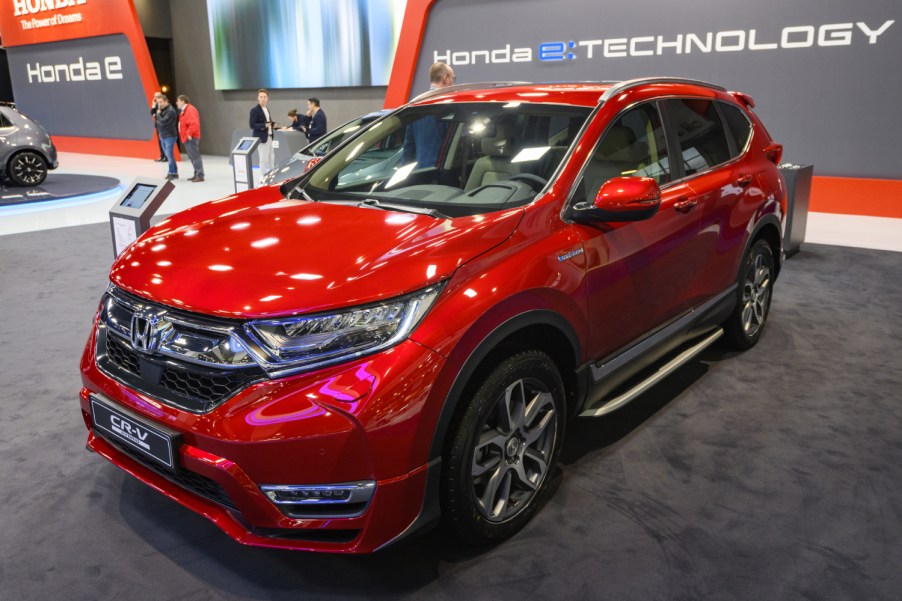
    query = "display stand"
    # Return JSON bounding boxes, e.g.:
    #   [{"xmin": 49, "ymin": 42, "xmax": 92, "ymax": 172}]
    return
[
  {"xmin": 779, "ymin": 164, "xmax": 813, "ymax": 258},
  {"xmin": 231, "ymin": 136, "xmax": 260, "ymax": 193},
  {"xmin": 108, "ymin": 177, "xmax": 174, "ymax": 258}
]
